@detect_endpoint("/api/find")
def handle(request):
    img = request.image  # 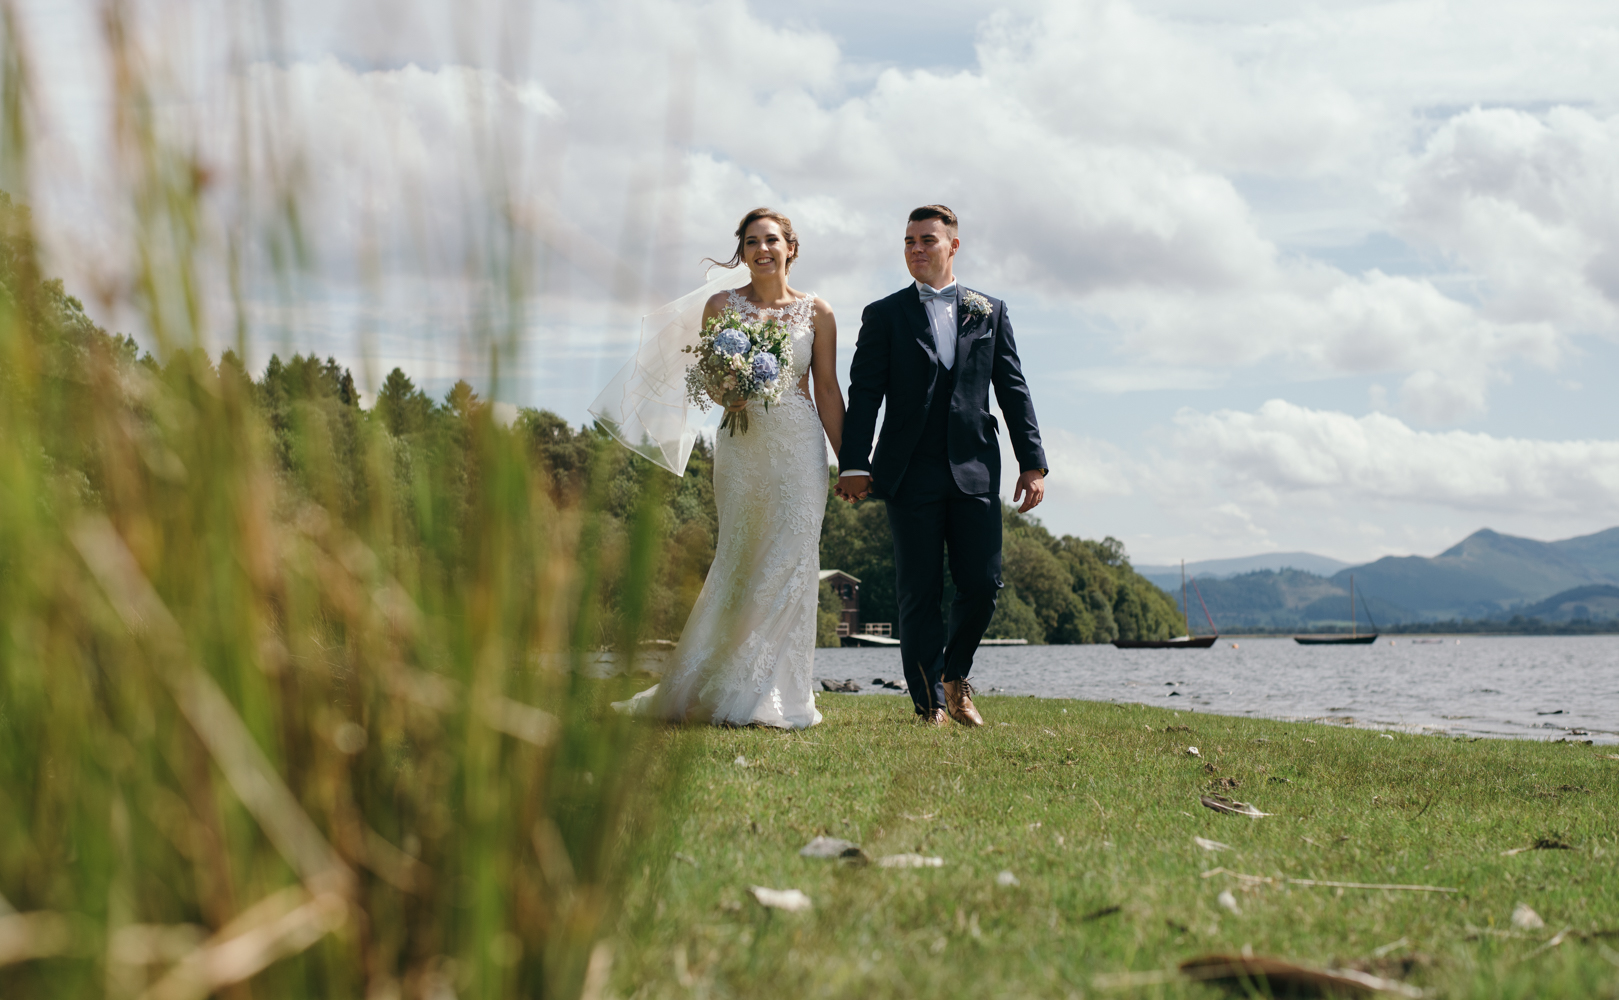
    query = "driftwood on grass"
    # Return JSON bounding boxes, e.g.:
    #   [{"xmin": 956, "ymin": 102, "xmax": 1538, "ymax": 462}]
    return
[
  {"xmin": 1202, "ymin": 867, "xmax": 1458, "ymax": 893},
  {"xmin": 1501, "ymin": 837, "xmax": 1574, "ymax": 855},
  {"xmin": 1092, "ymin": 954, "xmax": 1426, "ymax": 996},
  {"xmin": 1201, "ymin": 794, "xmax": 1270, "ymax": 817},
  {"xmin": 1179, "ymin": 953, "xmax": 1426, "ymax": 998}
]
